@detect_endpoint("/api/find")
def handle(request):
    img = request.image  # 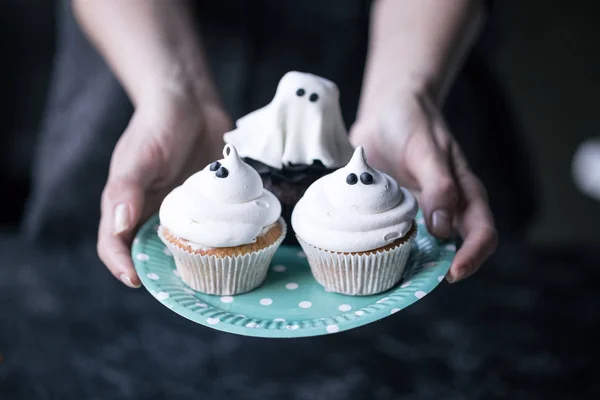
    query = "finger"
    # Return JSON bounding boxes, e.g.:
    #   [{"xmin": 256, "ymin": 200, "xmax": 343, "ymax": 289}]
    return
[
  {"xmin": 405, "ymin": 132, "xmax": 460, "ymax": 239},
  {"xmin": 447, "ymin": 199, "xmax": 498, "ymax": 282},
  {"xmin": 98, "ymin": 177, "xmax": 145, "ymax": 288},
  {"xmin": 102, "ymin": 175, "xmax": 146, "ymax": 237},
  {"xmin": 97, "ymin": 216, "xmax": 141, "ymax": 288},
  {"xmin": 447, "ymin": 144, "xmax": 498, "ymax": 282}
]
